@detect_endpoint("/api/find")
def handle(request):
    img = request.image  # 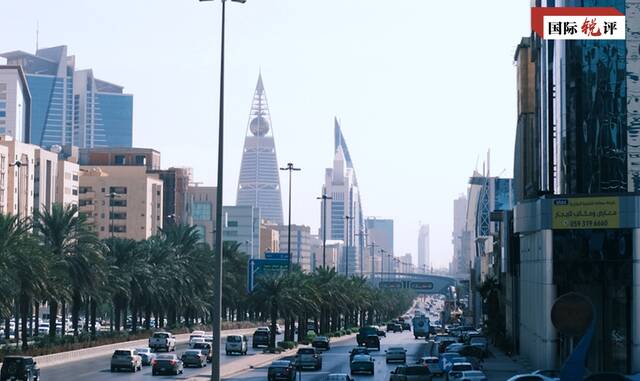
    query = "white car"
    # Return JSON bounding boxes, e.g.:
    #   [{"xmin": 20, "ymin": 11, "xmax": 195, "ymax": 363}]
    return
[
  {"xmin": 418, "ymin": 356, "xmax": 443, "ymax": 376},
  {"xmin": 456, "ymin": 370, "xmax": 487, "ymax": 381},
  {"xmin": 446, "ymin": 362, "xmax": 473, "ymax": 381},
  {"xmin": 190, "ymin": 336, "xmax": 206, "ymax": 348},
  {"xmin": 191, "ymin": 330, "xmax": 205, "ymax": 337}
]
